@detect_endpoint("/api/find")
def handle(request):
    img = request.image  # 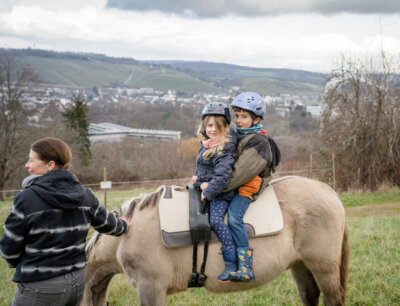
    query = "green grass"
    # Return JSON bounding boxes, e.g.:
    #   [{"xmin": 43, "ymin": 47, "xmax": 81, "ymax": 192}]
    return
[
  {"xmin": 20, "ymin": 56, "xmax": 221, "ymax": 92},
  {"xmin": 92, "ymin": 188, "xmax": 155, "ymax": 208},
  {"xmin": 339, "ymin": 188, "xmax": 400, "ymax": 207},
  {"xmin": 105, "ymin": 215, "xmax": 400, "ymax": 305},
  {"xmin": 129, "ymin": 74, "xmax": 218, "ymax": 92},
  {"xmin": 21, "ymin": 56, "xmax": 138, "ymax": 87},
  {"xmin": 242, "ymin": 77, "xmax": 323, "ymax": 96},
  {"xmin": 0, "ymin": 188, "xmax": 399, "ymax": 304},
  {"xmin": 16, "ymin": 54, "xmax": 327, "ymax": 94}
]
